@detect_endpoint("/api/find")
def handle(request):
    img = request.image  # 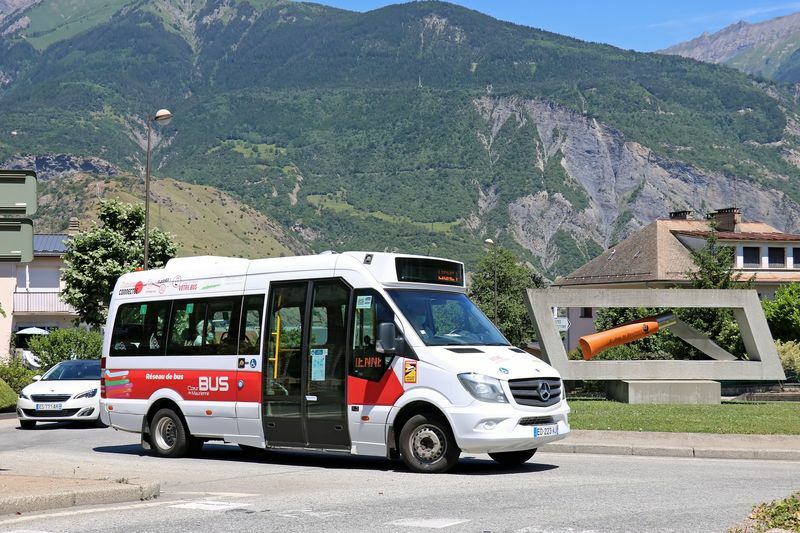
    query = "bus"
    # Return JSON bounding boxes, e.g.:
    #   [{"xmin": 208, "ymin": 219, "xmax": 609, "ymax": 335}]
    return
[{"xmin": 100, "ymin": 252, "xmax": 570, "ymax": 473}]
